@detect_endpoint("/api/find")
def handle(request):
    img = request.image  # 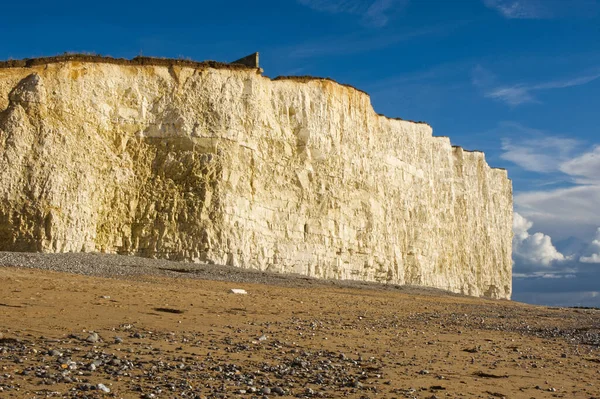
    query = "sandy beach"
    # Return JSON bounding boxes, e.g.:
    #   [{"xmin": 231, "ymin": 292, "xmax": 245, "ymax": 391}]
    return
[{"xmin": 0, "ymin": 253, "xmax": 598, "ymax": 398}]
